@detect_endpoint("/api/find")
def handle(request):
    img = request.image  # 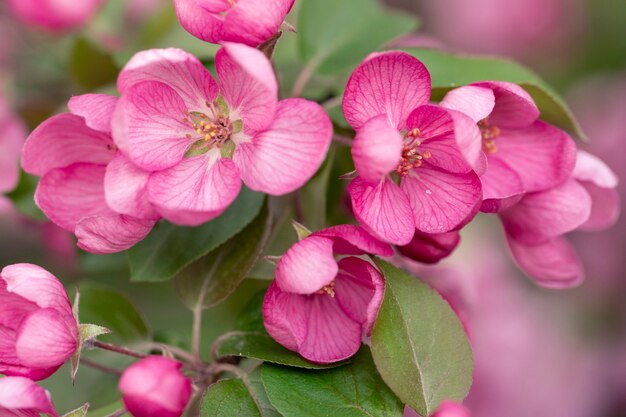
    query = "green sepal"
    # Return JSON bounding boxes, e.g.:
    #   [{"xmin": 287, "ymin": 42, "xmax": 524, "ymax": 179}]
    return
[
  {"xmin": 231, "ymin": 119, "xmax": 244, "ymax": 135},
  {"xmin": 61, "ymin": 403, "xmax": 90, "ymax": 417},
  {"xmin": 185, "ymin": 139, "xmax": 210, "ymax": 158},
  {"xmin": 291, "ymin": 220, "xmax": 312, "ymax": 240},
  {"xmin": 220, "ymin": 140, "xmax": 236, "ymax": 158},
  {"xmin": 215, "ymin": 95, "xmax": 230, "ymax": 116}
]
